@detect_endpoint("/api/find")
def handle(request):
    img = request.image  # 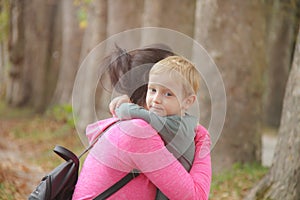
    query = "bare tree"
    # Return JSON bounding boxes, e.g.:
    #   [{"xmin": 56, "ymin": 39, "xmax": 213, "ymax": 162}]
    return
[
  {"xmin": 7, "ymin": 0, "xmax": 61, "ymax": 112},
  {"xmin": 194, "ymin": 0, "xmax": 267, "ymax": 172},
  {"xmin": 142, "ymin": 0, "xmax": 195, "ymax": 57},
  {"xmin": 107, "ymin": 0, "xmax": 144, "ymax": 36},
  {"xmin": 52, "ymin": 0, "xmax": 83, "ymax": 105},
  {"xmin": 0, "ymin": 41, "xmax": 8, "ymax": 97},
  {"xmin": 143, "ymin": 0, "xmax": 196, "ymax": 37},
  {"xmin": 73, "ymin": 0, "xmax": 108, "ymax": 134},
  {"xmin": 245, "ymin": 26, "xmax": 300, "ymax": 200},
  {"xmin": 0, "ymin": 0, "xmax": 9, "ymax": 98},
  {"xmin": 263, "ymin": 0, "xmax": 299, "ymax": 127},
  {"xmin": 6, "ymin": 0, "xmax": 25, "ymax": 106},
  {"xmin": 75, "ymin": 0, "xmax": 145, "ymax": 133}
]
